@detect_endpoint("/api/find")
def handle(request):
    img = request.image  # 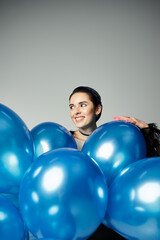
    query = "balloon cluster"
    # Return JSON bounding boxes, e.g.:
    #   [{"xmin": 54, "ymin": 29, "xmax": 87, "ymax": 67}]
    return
[
  {"xmin": 0, "ymin": 103, "xmax": 160, "ymax": 240},
  {"xmin": 82, "ymin": 121, "xmax": 160, "ymax": 239},
  {"xmin": 0, "ymin": 104, "xmax": 107, "ymax": 240},
  {"xmin": 0, "ymin": 104, "xmax": 33, "ymax": 240}
]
